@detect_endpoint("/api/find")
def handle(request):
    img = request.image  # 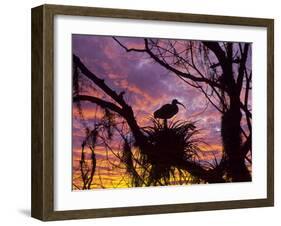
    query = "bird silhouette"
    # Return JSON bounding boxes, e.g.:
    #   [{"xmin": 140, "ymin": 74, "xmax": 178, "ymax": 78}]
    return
[{"xmin": 154, "ymin": 99, "xmax": 185, "ymax": 127}]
